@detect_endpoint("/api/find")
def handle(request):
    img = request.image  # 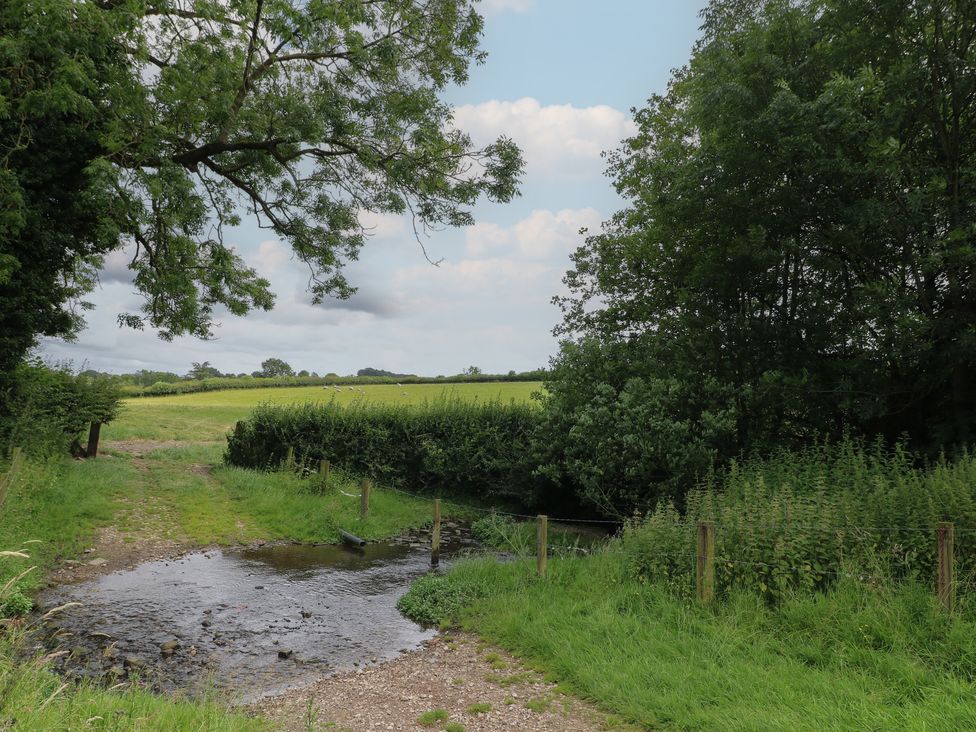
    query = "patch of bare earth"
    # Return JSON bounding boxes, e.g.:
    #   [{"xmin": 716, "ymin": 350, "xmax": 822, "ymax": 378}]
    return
[{"xmin": 252, "ymin": 633, "xmax": 627, "ymax": 732}]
